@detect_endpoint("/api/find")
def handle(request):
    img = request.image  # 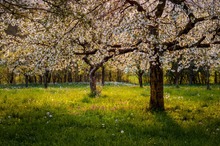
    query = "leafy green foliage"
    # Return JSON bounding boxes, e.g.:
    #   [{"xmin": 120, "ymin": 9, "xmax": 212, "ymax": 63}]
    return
[{"xmin": 0, "ymin": 85, "xmax": 220, "ymax": 145}]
